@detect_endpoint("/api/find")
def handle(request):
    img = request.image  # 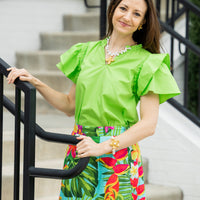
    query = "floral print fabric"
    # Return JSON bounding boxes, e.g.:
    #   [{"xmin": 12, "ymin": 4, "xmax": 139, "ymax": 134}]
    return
[{"xmin": 59, "ymin": 124, "xmax": 146, "ymax": 200}]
